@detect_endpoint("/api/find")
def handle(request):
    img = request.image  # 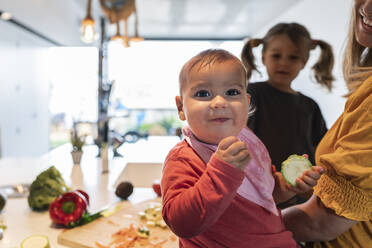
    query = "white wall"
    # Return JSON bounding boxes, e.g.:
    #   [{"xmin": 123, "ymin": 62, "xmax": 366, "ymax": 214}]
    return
[
  {"xmin": 0, "ymin": 20, "xmax": 50, "ymax": 157},
  {"xmin": 0, "ymin": 0, "xmax": 88, "ymax": 46},
  {"xmin": 249, "ymin": 0, "xmax": 353, "ymax": 127}
]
